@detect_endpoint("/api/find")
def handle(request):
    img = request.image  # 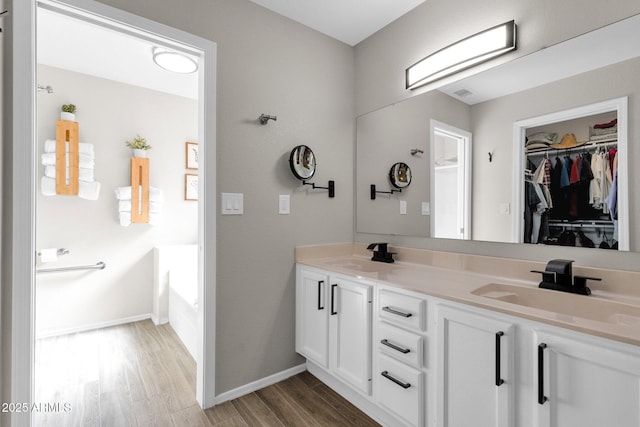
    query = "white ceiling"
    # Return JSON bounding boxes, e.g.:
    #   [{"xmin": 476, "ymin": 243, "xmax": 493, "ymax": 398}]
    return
[
  {"xmin": 249, "ymin": 0, "xmax": 427, "ymax": 46},
  {"xmin": 37, "ymin": 8, "xmax": 199, "ymax": 99}
]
